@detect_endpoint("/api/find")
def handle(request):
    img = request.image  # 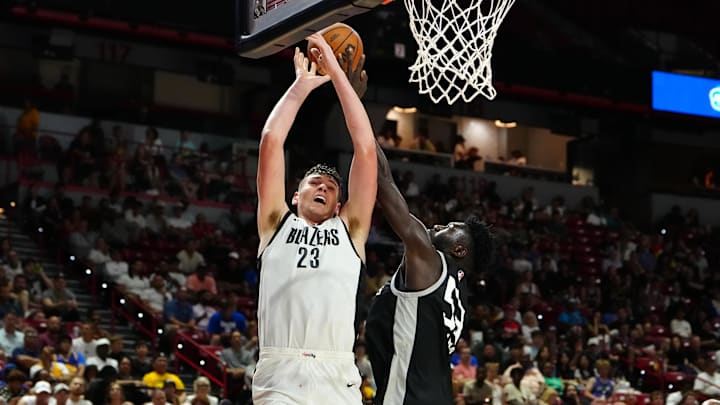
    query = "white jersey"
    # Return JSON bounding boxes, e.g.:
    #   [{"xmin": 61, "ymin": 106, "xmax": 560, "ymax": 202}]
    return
[{"xmin": 258, "ymin": 212, "xmax": 362, "ymax": 352}]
